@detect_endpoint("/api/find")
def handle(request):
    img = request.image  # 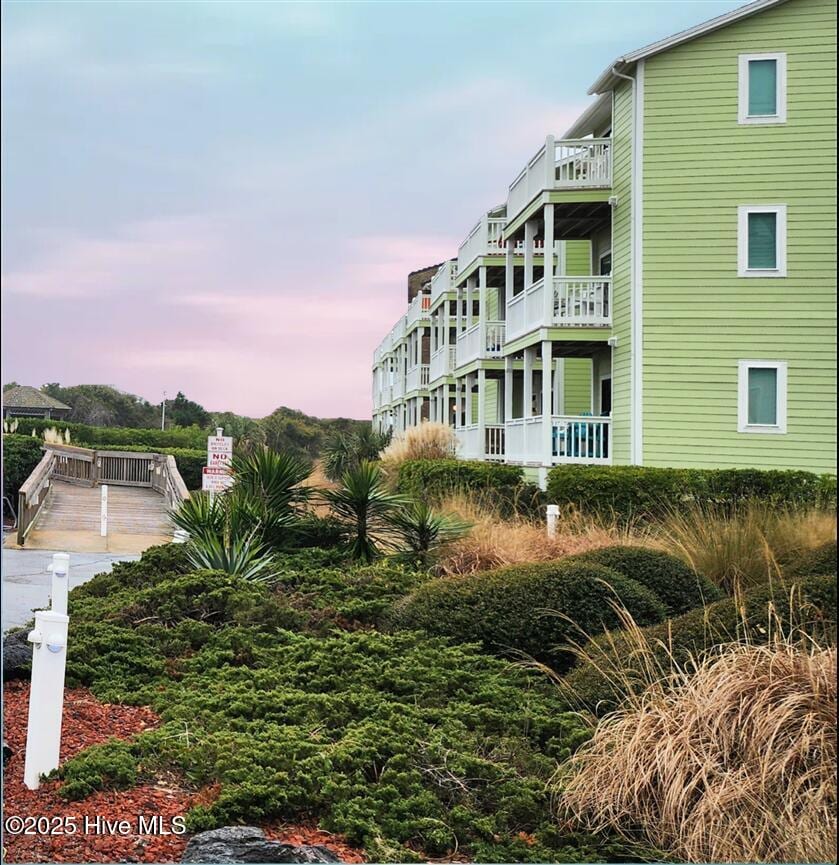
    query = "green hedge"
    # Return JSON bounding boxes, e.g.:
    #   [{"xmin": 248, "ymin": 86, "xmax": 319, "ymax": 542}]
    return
[
  {"xmin": 571, "ymin": 546, "xmax": 722, "ymax": 616},
  {"xmin": 2, "ymin": 435, "xmax": 44, "ymax": 499},
  {"xmin": 563, "ymin": 573, "xmax": 837, "ymax": 714},
  {"xmin": 396, "ymin": 459, "xmax": 527, "ymax": 504},
  {"xmin": 785, "ymin": 540, "xmax": 837, "ymax": 579},
  {"xmin": 8, "ymin": 417, "xmax": 206, "ymax": 450},
  {"xmin": 547, "ymin": 465, "xmax": 837, "ymax": 521},
  {"xmin": 388, "ymin": 560, "xmax": 668, "ymax": 668}
]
